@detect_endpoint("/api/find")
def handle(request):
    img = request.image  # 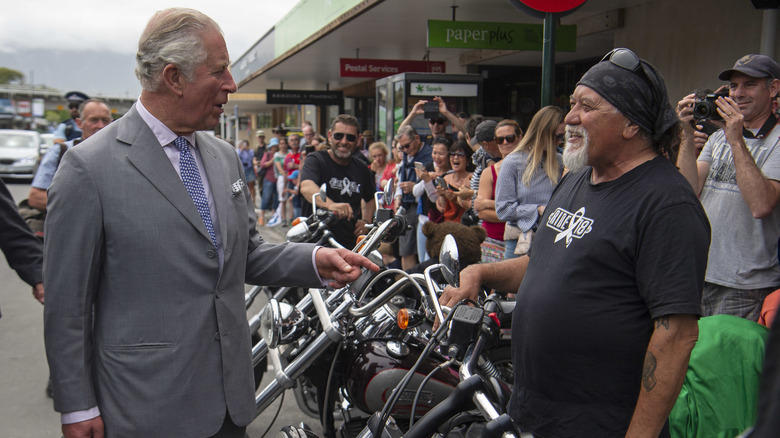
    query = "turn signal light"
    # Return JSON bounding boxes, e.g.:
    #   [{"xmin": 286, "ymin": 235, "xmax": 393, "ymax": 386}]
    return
[
  {"xmin": 291, "ymin": 217, "xmax": 302, "ymax": 226},
  {"xmin": 398, "ymin": 308, "xmax": 410, "ymax": 329}
]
